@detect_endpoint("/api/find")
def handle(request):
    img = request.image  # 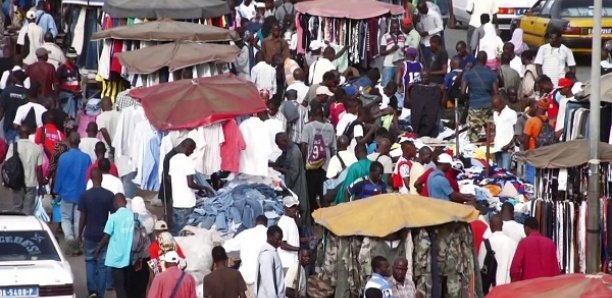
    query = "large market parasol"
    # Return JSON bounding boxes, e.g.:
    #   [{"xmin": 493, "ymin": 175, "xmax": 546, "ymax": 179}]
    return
[
  {"xmin": 129, "ymin": 73, "xmax": 266, "ymax": 130},
  {"xmin": 295, "ymin": 0, "xmax": 404, "ymax": 20},
  {"xmin": 515, "ymin": 139, "xmax": 612, "ymax": 169},
  {"xmin": 103, "ymin": 0, "xmax": 229, "ymax": 19},
  {"xmin": 312, "ymin": 194, "xmax": 479, "ymax": 237},
  {"xmin": 118, "ymin": 42, "xmax": 240, "ymax": 74},
  {"xmin": 90, "ymin": 20, "xmax": 238, "ymax": 42},
  {"xmin": 487, "ymin": 273, "xmax": 612, "ymax": 297}
]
